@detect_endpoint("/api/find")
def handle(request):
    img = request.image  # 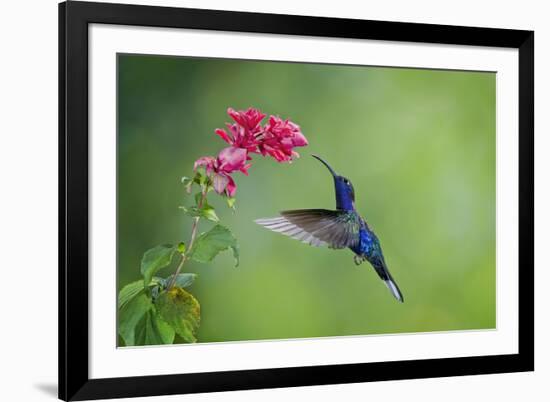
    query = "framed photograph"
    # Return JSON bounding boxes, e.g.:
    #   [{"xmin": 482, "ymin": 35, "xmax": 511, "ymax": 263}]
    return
[{"xmin": 59, "ymin": 1, "xmax": 534, "ymax": 400}]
